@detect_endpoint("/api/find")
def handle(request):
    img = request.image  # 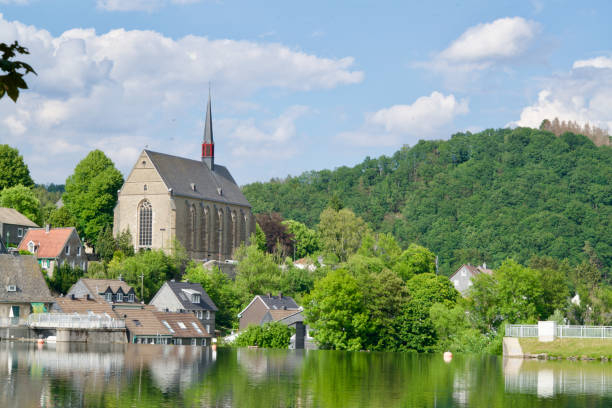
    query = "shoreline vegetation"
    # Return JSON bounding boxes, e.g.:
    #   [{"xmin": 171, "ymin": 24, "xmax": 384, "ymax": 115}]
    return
[{"xmin": 519, "ymin": 338, "xmax": 612, "ymax": 360}]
